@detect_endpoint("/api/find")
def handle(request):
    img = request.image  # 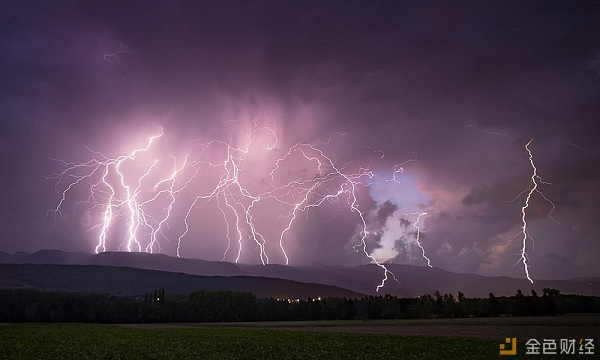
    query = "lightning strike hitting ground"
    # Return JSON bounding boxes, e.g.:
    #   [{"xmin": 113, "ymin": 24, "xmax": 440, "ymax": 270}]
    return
[
  {"xmin": 48, "ymin": 126, "xmax": 416, "ymax": 291},
  {"xmin": 515, "ymin": 138, "xmax": 557, "ymax": 283},
  {"xmin": 407, "ymin": 211, "xmax": 432, "ymax": 268},
  {"xmin": 48, "ymin": 129, "xmax": 167, "ymax": 253}
]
